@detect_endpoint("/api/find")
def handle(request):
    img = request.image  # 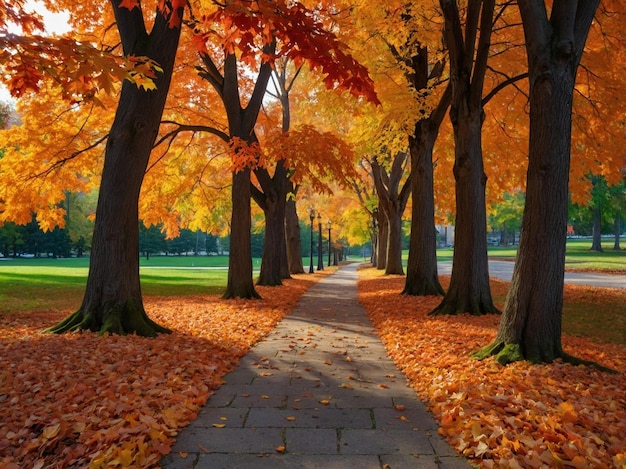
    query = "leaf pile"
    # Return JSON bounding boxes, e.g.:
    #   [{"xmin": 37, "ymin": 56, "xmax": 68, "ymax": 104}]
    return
[
  {"xmin": 0, "ymin": 274, "xmax": 323, "ymax": 468},
  {"xmin": 357, "ymin": 268, "xmax": 626, "ymax": 468}
]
